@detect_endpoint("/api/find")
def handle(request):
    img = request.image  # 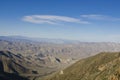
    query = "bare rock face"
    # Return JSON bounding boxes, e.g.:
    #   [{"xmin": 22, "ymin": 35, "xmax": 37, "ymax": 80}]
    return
[{"xmin": 59, "ymin": 70, "xmax": 64, "ymax": 75}]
